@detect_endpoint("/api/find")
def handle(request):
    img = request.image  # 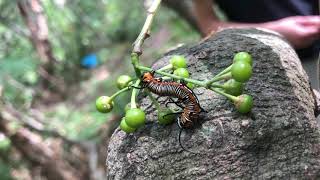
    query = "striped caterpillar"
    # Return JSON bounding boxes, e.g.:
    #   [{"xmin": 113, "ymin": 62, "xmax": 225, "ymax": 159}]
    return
[{"xmin": 141, "ymin": 71, "xmax": 205, "ymax": 152}]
